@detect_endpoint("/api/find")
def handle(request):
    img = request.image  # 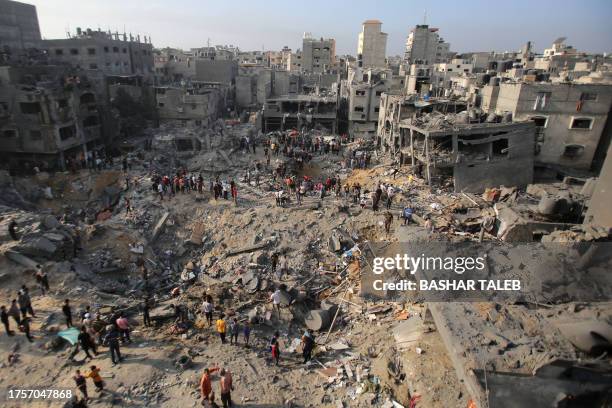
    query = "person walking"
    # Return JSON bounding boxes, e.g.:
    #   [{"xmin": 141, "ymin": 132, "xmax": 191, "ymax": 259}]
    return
[
  {"xmin": 103, "ymin": 325, "xmax": 123, "ymax": 365},
  {"xmin": 270, "ymin": 287, "xmax": 282, "ymax": 319},
  {"xmin": 229, "ymin": 318, "xmax": 240, "ymax": 345},
  {"xmin": 230, "ymin": 181, "xmax": 238, "ymax": 206},
  {"xmin": 216, "ymin": 315, "xmax": 226, "ymax": 344},
  {"xmin": 78, "ymin": 326, "xmax": 96, "ymax": 360},
  {"xmin": 242, "ymin": 321, "xmax": 251, "ymax": 347},
  {"xmin": 8, "ymin": 300, "xmax": 20, "ymax": 326},
  {"xmin": 62, "ymin": 299, "xmax": 73, "ymax": 328},
  {"xmin": 18, "ymin": 287, "xmax": 35, "ymax": 319},
  {"xmin": 1, "ymin": 306, "xmax": 14, "ymax": 336},
  {"xmin": 73, "ymin": 370, "xmax": 88, "ymax": 401},
  {"xmin": 86, "ymin": 365, "xmax": 104, "ymax": 393}
]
